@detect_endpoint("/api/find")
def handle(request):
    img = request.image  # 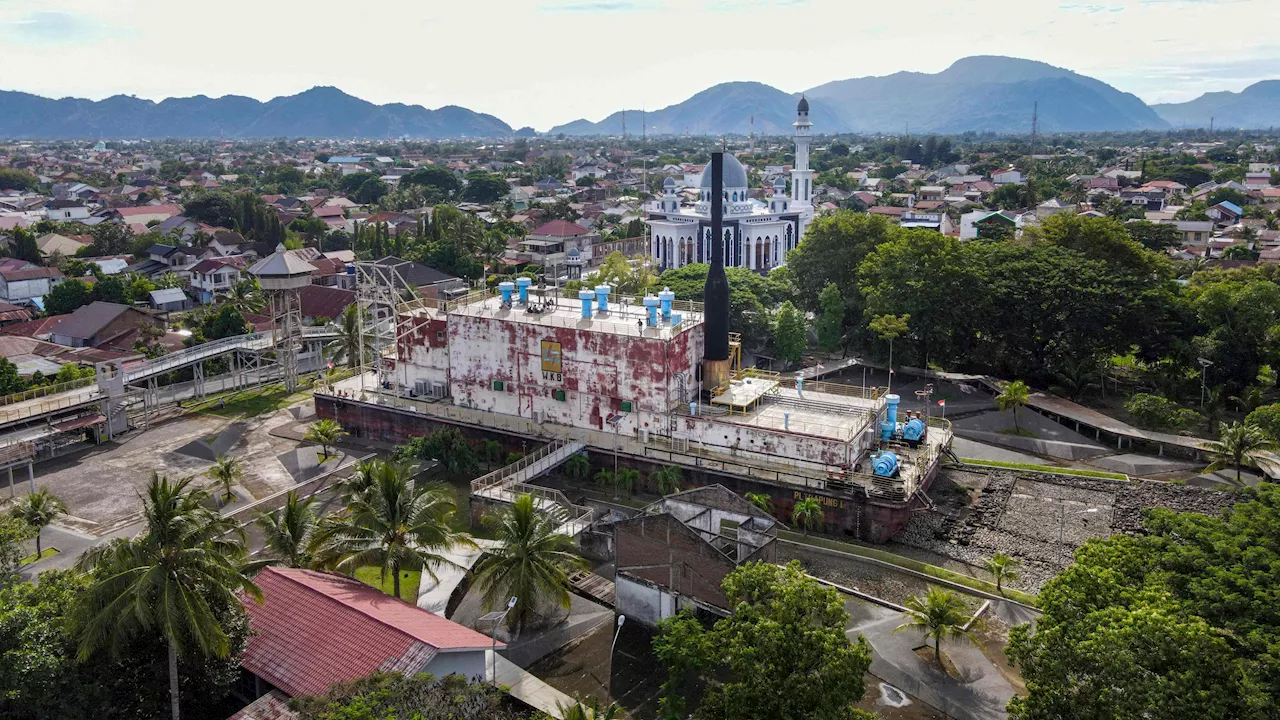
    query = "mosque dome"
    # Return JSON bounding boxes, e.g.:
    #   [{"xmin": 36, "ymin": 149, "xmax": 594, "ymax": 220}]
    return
[
  {"xmin": 797, "ymin": 95, "xmax": 809, "ymax": 113},
  {"xmin": 699, "ymin": 153, "xmax": 749, "ymax": 190}
]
